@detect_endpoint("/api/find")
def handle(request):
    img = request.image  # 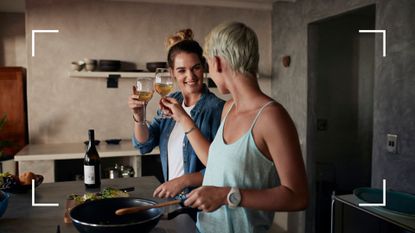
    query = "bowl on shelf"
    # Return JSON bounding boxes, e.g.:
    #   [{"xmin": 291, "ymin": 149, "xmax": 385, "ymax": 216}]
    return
[
  {"xmin": 146, "ymin": 62, "xmax": 167, "ymax": 72},
  {"xmin": 71, "ymin": 61, "xmax": 83, "ymax": 71},
  {"xmin": 84, "ymin": 58, "xmax": 98, "ymax": 71},
  {"xmin": 0, "ymin": 191, "xmax": 9, "ymax": 217},
  {"xmin": 105, "ymin": 139, "xmax": 122, "ymax": 145},
  {"xmin": 98, "ymin": 60, "xmax": 121, "ymax": 71},
  {"xmin": 83, "ymin": 58, "xmax": 97, "ymax": 65}
]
